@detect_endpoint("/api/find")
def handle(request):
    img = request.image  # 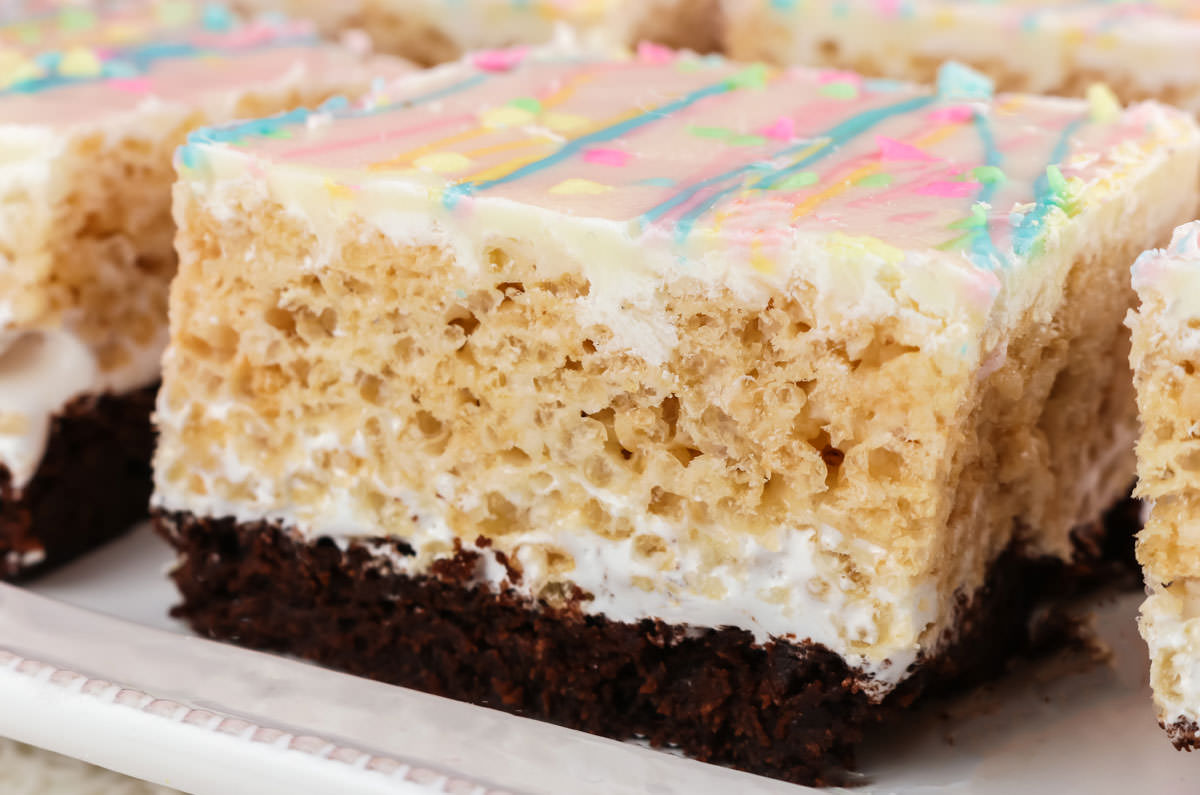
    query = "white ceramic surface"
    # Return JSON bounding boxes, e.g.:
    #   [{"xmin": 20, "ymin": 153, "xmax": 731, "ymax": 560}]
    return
[{"xmin": 0, "ymin": 525, "xmax": 1192, "ymax": 794}]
